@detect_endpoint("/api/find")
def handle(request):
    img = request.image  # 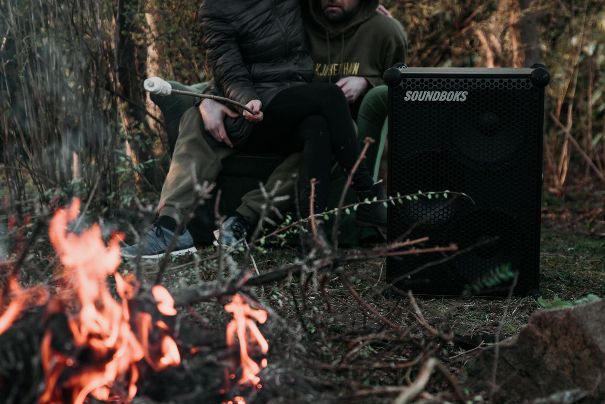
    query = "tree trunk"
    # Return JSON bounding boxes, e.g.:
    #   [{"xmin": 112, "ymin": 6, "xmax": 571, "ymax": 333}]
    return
[
  {"xmin": 116, "ymin": 0, "xmax": 163, "ymax": 192},
  {"xmin": 145, "ymin": 0, "xmax": 166, "ymax": 145},
  {"xmin": 518, "ymin": 0, "xmax": 541, "ymax": 66}
]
